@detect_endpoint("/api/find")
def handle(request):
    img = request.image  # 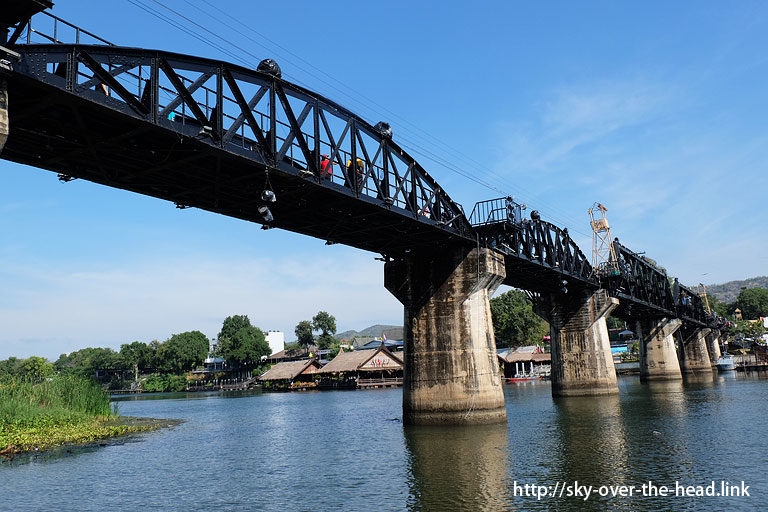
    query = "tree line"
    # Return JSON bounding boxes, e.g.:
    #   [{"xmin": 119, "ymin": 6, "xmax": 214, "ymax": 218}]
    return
[
  {"xmin": 706, "ymin": 287, "xmax": 768, "ymax": 321},
  {"xmin": 0, "ymin": 314, "xmax": 273, "ymax": 385}
]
